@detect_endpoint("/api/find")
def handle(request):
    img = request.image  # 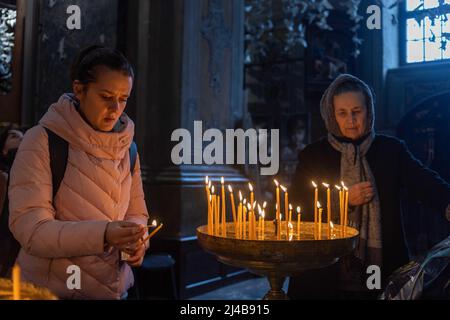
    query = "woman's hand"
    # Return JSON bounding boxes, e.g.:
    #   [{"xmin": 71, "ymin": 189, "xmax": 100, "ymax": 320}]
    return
[
  {"xmin": 348, "ymin": 182, "xmax": 374, "ymax": 206},
  {"xmin": 105, "ymin": 221, "xmax": 146, "ymax": 253},
  {"xmin": 125, "ymin": 243, "xmax": 147, "ymax": 267}
]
